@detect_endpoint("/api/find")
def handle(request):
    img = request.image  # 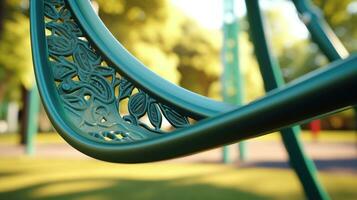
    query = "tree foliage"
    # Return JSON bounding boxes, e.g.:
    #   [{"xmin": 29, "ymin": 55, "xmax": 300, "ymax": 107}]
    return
[
  {"xmin": 97, "ymin": 0, "xmax": 265, "ymax": 102},
  {"xmin": 313, "ymin": 0, "xmax": 357, "ymax": 52},
  {"xmin": 0, "ymin": 0, "xmax": 355, "ymax": 107},
  {"xmin": 264, "ymin": 0, "xmax": 356, "ymax": 81},
  {"xmin": 0, "ymin": 0, "xmax": 32, "ymax": 102},
  {"xmin": 97, "ymin": 0, "xmax": 182, "ymax": 84}
]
